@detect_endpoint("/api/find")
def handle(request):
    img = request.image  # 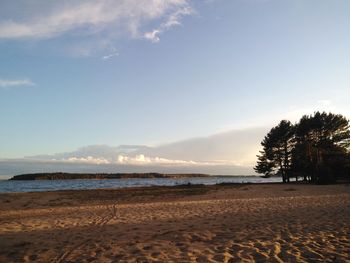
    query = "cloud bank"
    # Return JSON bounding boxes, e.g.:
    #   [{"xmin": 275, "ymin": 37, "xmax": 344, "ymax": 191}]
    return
[
  {"xmin": 0, "ymin": 126, "xmax": 268, "ymax": 177},
  {"xmin": 1, "ymin": 106, "xmax": 343, "ymax": 177},
  {"xmin": 53, "ymin": 154, "xmax": 200, "ymax": 166},
  {"xmin": 26, "ymin": 126, "xmax": 267, "ymax": 167}
]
